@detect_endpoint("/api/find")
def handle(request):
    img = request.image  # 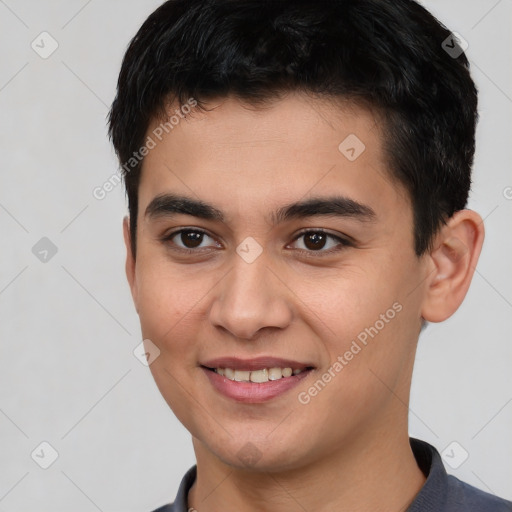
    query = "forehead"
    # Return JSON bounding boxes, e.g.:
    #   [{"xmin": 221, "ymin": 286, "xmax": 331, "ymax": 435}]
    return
[
  {"xmin": 138, "ymin": 93, "xmax": 410, "ymax": 226},
  {"xmin": 149, "ymin": 93, "xmax": 383, "ymax": 161}
]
